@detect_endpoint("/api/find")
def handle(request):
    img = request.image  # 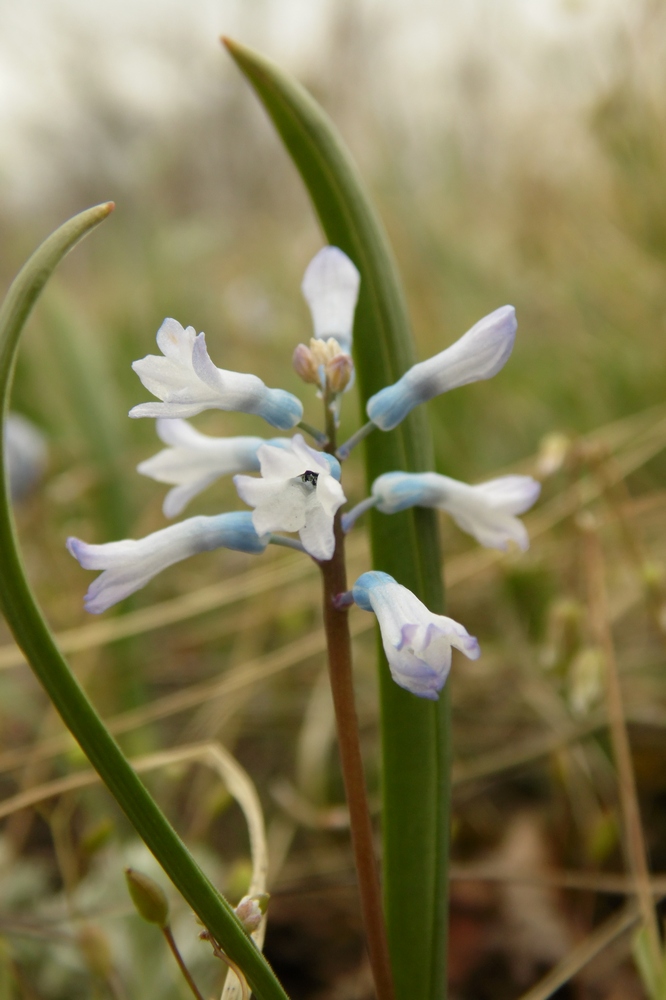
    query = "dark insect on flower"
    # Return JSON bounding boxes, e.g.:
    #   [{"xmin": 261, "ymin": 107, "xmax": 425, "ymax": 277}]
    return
[{"xmin": 301, "ymin": 470, "xmax": 319, "ymax": 486}]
